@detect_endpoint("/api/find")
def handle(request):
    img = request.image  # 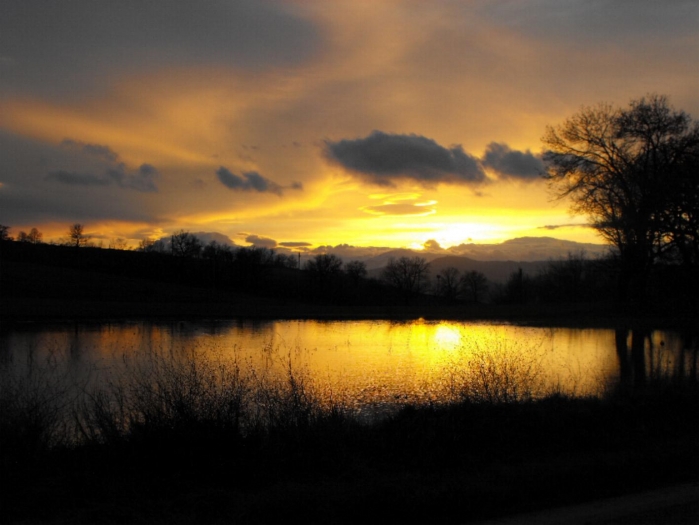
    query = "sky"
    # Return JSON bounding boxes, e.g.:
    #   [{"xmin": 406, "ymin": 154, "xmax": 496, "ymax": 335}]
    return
[{"xmin": 1, "ymin": 0, "xmax": 697, "ymax": 252}]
